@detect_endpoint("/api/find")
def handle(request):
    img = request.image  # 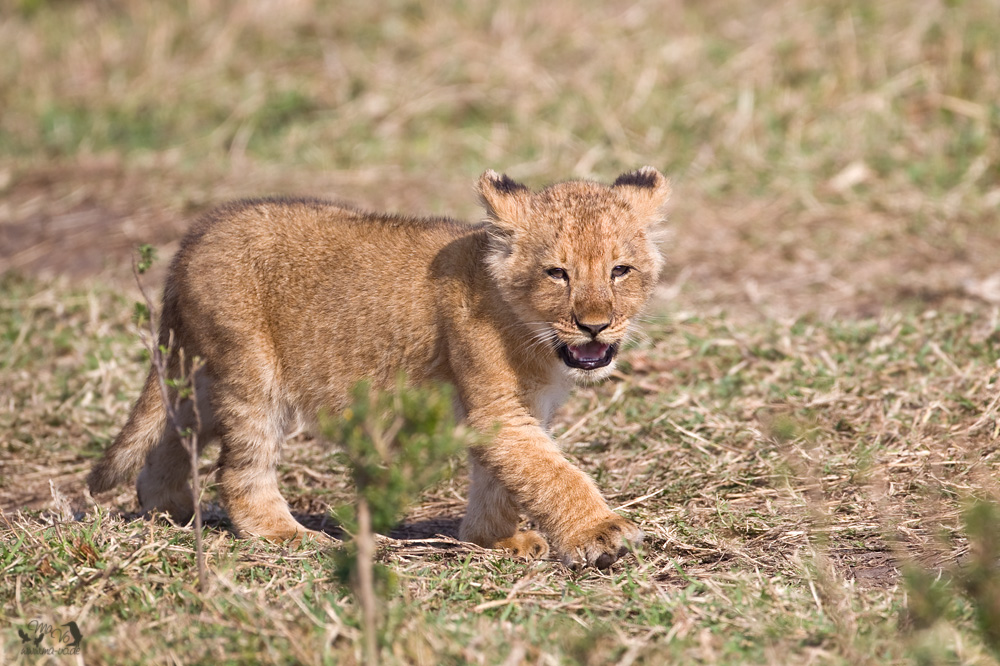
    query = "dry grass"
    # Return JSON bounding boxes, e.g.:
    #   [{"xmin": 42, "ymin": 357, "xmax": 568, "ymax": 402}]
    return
[
  {"xmin": 4, "ymin": 288, "xmax": 1000, "ymax": 663},
  {"xmin": 2, "ymin": 0, "xmax": 1000, "ymax": 663}
]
